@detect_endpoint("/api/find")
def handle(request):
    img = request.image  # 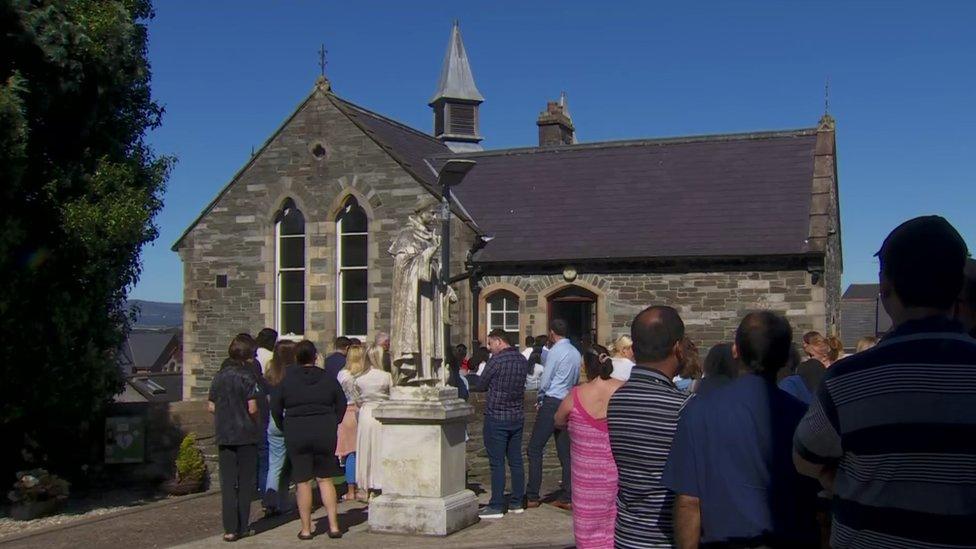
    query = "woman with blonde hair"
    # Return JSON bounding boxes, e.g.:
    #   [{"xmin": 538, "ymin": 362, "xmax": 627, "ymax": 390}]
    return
[
  {"xmin": 335, "ymin": 344, "xmax": 364, "ymax": 502},
  {"xmin": 355, "ymin": 344, "xmax": 393, "ymax": 498},
  {"xmin": 855, "ymin": 335, "xmax": 878, "ymax": 353},
  {"xmin": 608, "ymin": 335, "xmax": 635, "ymax": 381}
]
